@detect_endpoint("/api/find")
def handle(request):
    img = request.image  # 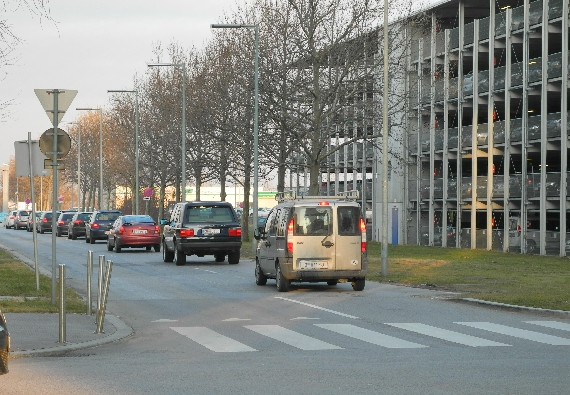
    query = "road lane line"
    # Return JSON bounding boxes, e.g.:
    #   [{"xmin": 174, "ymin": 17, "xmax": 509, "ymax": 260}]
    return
[
  {"xmin": 246, "ymin": 325, "xmax": 343, "ymax": 350},
  {"xmin": 456, "ymin": 322, "xmax": 570, "ymax": 345},
  {"xmin": 525, "ymin": 321, "xmax": 570, "ymax": 332},
  {"xmin": 316, "ymin": 324, "xmax": 428, "ymax": 348},
  {"xmin": 274, "ymin": 297, "xmax": 359, "ymax": 319},
  {"xmin": 171, "ymin": 327, "xmax": 257, "ymax": 352},
  {"xmin": 386, "ymin": 323, "xmax": 511, "ymax": 347}
]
